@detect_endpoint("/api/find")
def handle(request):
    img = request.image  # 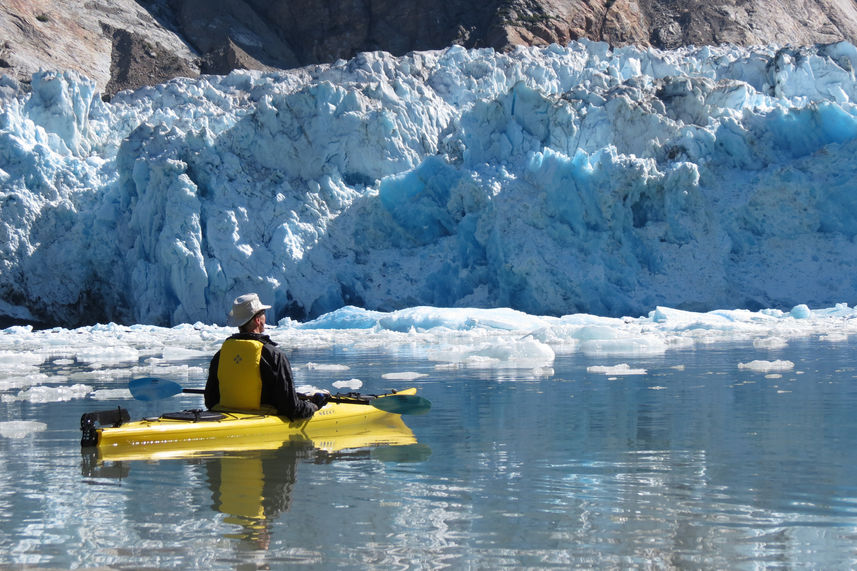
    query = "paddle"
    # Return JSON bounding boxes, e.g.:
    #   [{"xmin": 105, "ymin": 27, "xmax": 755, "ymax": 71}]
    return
[{"xmin": 127, "ymin": 377, "xmax": 431, "ymax": 415}]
